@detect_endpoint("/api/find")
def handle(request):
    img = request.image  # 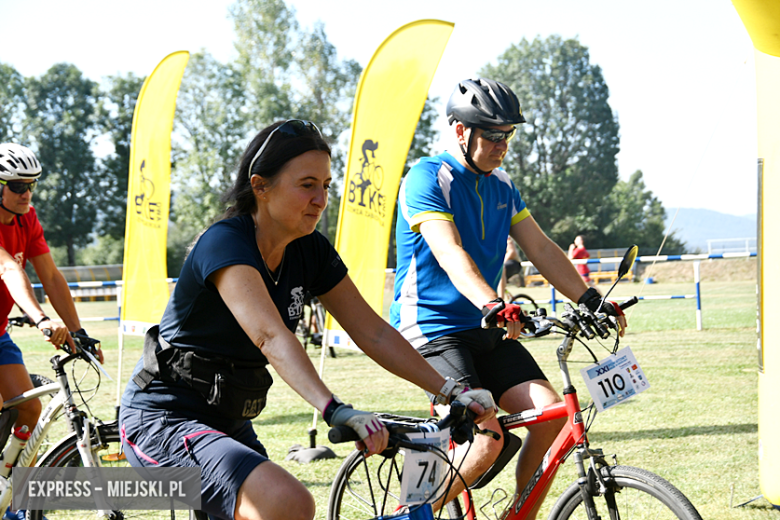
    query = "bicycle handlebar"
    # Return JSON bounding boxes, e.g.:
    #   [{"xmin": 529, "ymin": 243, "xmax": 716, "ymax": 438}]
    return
[
  {"xmin": 8, "ymin": 314, "xmax": 35, "ymax": 328},
  {"xmin": 328, "ymin": 401, "xmax": 477, "ymax": 448},
  {"xmin": 521, "ymin": 296, "xmax": 639, "ymax": 340},
  {"xmin": 9, "ymin": 315, "xmax": 101, "ymax": 356}
]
